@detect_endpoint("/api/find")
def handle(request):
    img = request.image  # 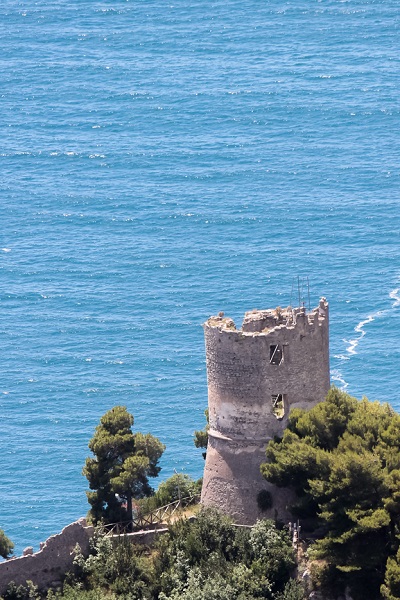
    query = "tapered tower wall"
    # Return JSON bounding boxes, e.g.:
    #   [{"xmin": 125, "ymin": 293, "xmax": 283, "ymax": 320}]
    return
[{"xmin": 201, "ymin": 298, "xmax": 329, "ymax": 524}]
